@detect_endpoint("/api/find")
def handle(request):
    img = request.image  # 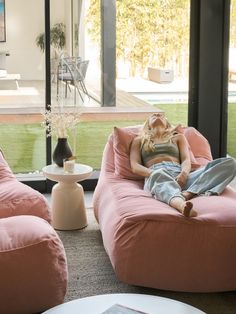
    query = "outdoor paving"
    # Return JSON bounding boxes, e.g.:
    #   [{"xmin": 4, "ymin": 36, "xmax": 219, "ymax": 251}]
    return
[
  {"xmin": 1, "ymin": 76, "xmax": 235, "ymax": 114},
  {"xmin": 0, "ymin": 78, "xmax": 159, "ymax": 122},
  {"xmin": 117, "ymin": 77, "xmax": 236, "ymax": 93}
]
